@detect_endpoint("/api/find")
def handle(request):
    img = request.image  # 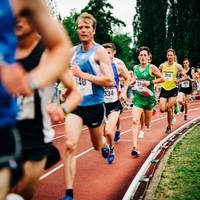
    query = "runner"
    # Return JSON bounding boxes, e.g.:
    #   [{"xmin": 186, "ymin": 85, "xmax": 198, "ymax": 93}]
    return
[
  {"xmin": 9, "ymin": 15, "xmax": 81, "ymax": 200},
  {"xmin": 131, "ymin": 46, "xmax": 164, "ymax": 157},
  {"xmin": 159, "ymin": 48, "xmax": 186, "ymax": 133},
  {"xmin": 103, "ymin": 43, "xmax": 130, "ymax": 164},
  {"xmin": 177, "ymin": 58, "xmax": 196, "ymax": 120},
  {"xmin": 111, "ymin": 44, "xmax": 131, "ymax": 142},
  {"xmin": 0, "ymin": 1, "xmax": 73, "ymax": 199},
  {"xmin": 62, "ymin": 13, "xmax": 114, "ymax": 200}
]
